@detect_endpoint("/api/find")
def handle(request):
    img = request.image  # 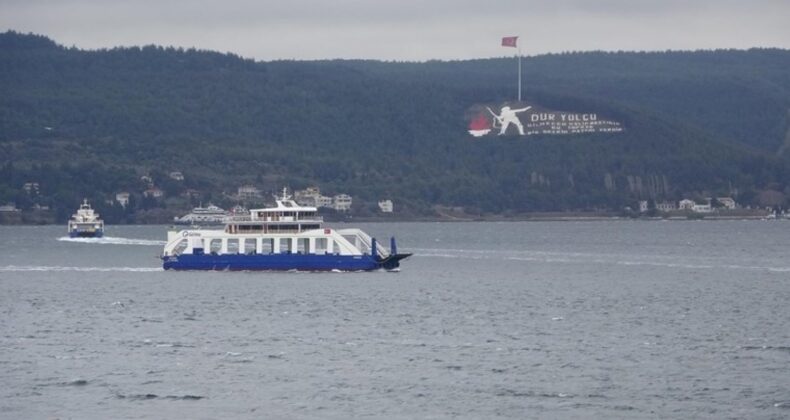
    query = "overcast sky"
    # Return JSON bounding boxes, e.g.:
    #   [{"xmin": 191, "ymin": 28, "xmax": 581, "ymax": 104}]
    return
[{"xmin": 2, "ymin": 0, "xmax": 789, "ymax": 61}]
